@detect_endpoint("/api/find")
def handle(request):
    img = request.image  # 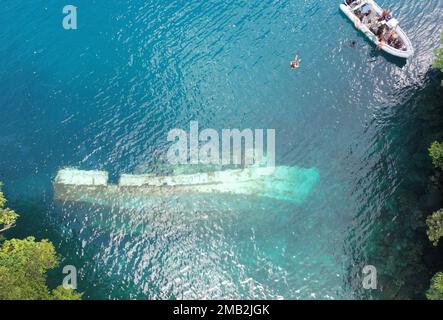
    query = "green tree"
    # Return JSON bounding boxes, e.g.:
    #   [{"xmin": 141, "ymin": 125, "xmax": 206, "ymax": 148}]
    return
[
  {"xmin": 0, "ymin": 183, "xmax": 18, "ymax": 233},
  {"xmin": 427, "ymin": 272, "xmax": 443, "ymax": 300},
  {"xmin": 434, "ymin": 31, "xmax": 443, "ymax": 86},
  {"xmin": 425, "ymin": 33, "xmax": 443, "ymax": 301},
  {"xmin": 427, "ymin": 209, "xmax": 443, "ymax": 246},
  {"xmin": 429, "ymin": 141, "xmax": 443, "ymax": 171},
  {"xmin": 52, "ymin": 285, "xmax": 83, "ymax": 300},
  {"xmin": 0, "ymin": 182, "xmax": 81, "ymax": 300},
  {"xmin": 0, "ymin": 237, "xmax": 82, "ymax": 300},
  {"xmin": 0, "ymin": 237, "xmax": 57, "ymax": 299}
]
